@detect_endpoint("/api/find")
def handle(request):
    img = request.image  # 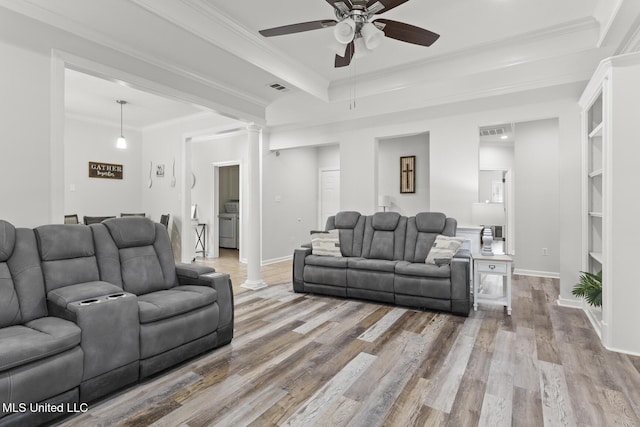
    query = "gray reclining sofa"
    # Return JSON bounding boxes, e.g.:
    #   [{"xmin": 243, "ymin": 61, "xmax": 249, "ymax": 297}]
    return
[
  {"xmin": 0, "ymin": 217, "xmax": 233, "ymax": 427},
  {"xmin": 293, "ymin": 211, "xmax": 471, "ymax": 316}
]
